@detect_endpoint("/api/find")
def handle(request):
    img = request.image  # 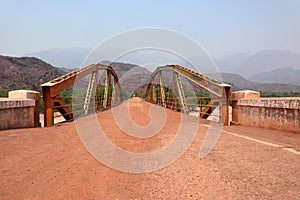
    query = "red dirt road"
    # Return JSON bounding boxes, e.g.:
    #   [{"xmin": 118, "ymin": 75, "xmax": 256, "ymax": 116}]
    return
[{"xmin": 1, "ymin": 99, "xmax": 300, "ymax": 199}]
